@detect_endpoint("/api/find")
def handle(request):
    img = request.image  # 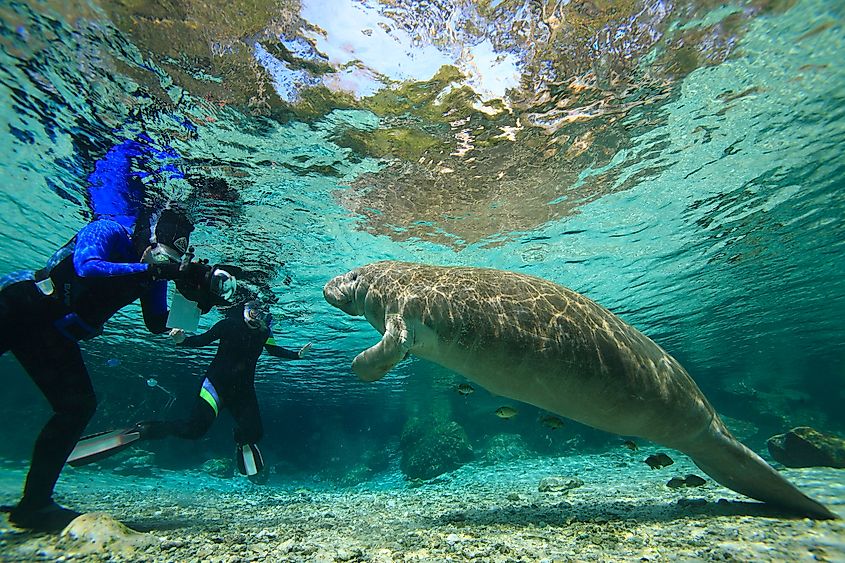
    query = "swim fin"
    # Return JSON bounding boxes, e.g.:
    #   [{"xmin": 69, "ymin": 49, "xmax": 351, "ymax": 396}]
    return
[
  {"xmin": 236, "ymin": 443, "xmax": 264, "ymax": 476},
  {"xmin": 6, "ymin": 501, "xmax": 81, "ymax": 532},
  {"xmin": 66, "ymin": 428, "xmax": 140, "ymax": 467}
]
